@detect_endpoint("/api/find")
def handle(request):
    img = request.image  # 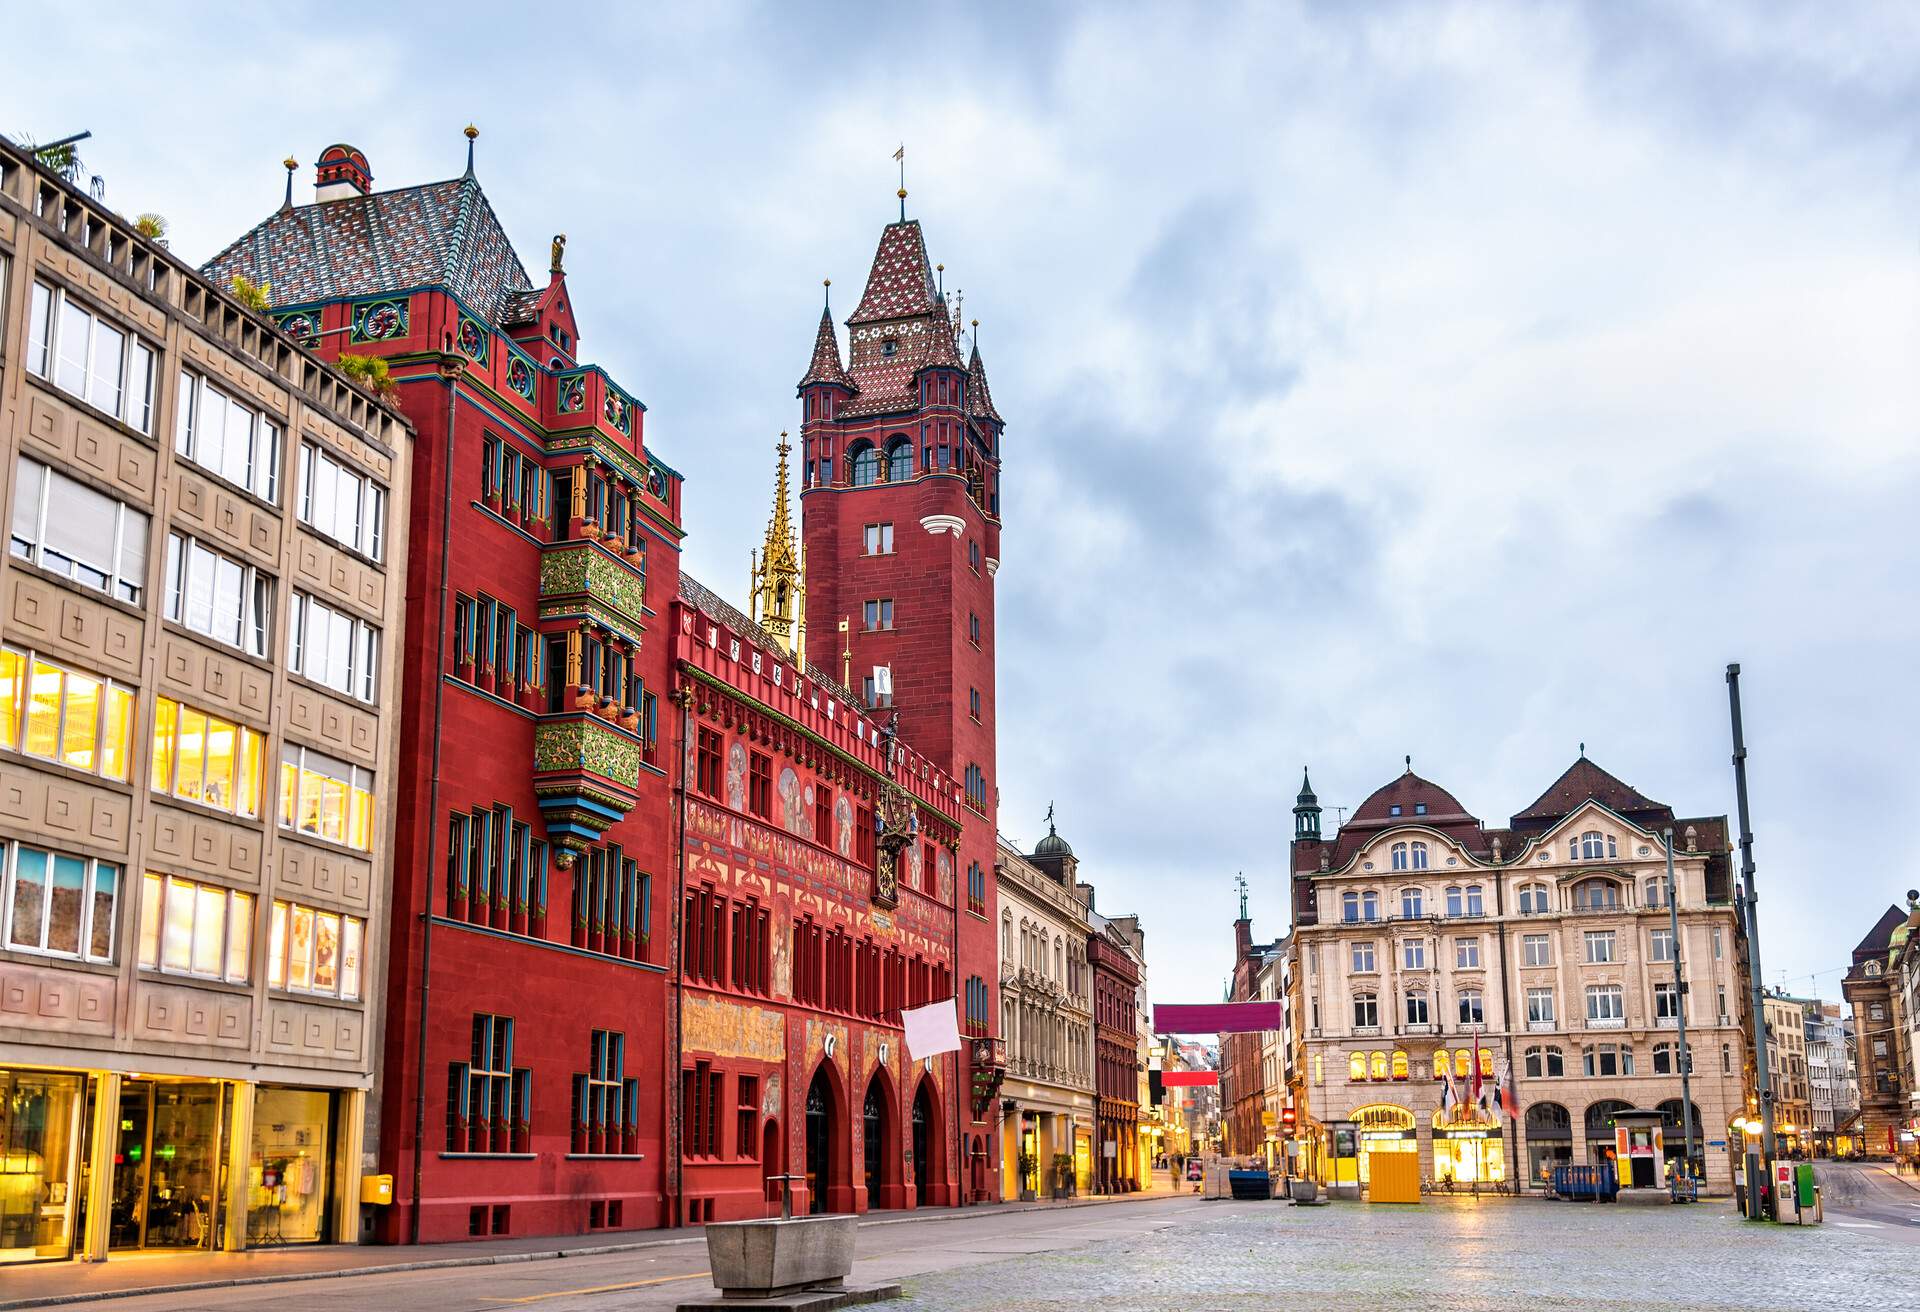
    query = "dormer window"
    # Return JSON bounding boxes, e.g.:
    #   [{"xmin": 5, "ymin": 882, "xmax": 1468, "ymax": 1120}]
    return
[
  {"xmin": 881, "ymin": 336, "xmax": 898, "ymax": 358},
  {"xmin": 1573, "ymin": 831, "xmax": 1617, "ymax": 861},
  {"xmin": 1415, "ymin": 803, "xmax": 1428, "ymax": 815},
  {"xmin": 1389, "ymin": 805, "xmax": 1402, "ymax": 817}
]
